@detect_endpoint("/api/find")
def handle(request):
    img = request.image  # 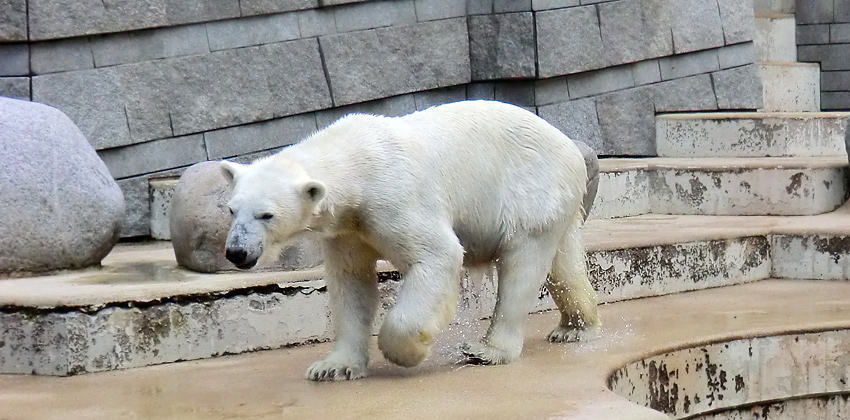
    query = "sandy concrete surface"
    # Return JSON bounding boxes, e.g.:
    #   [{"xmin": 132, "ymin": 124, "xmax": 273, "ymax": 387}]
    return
[{"xmin": 1, "ymin": 279, "xmax": 849, "ymax": 420}]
